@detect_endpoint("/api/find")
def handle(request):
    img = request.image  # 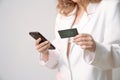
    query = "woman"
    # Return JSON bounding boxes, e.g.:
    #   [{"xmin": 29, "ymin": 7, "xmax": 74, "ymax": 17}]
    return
[{"xmin": 35, "ymin": 0, "xmax": 120, "ymax": 80}]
